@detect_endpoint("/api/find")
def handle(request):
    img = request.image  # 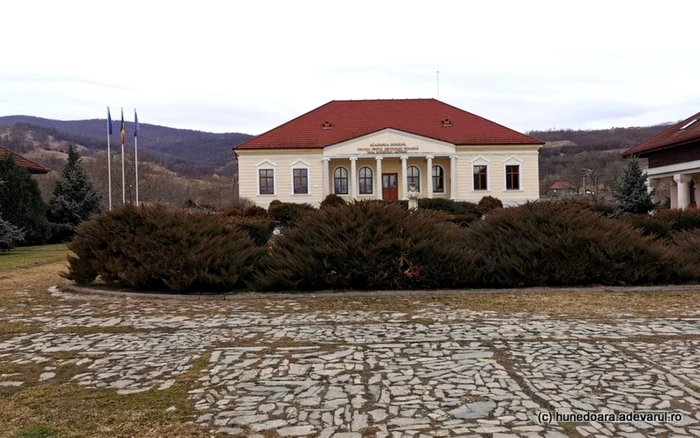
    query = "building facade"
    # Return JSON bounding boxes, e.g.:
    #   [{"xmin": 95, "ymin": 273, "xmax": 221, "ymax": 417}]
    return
[
  {"xmin": 623, "ymin": 111, "xmax": 700, "ymax": 209},
  {"xmin": 235, "ymin": 99, "xmax": 543, "ymax": 208}
]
